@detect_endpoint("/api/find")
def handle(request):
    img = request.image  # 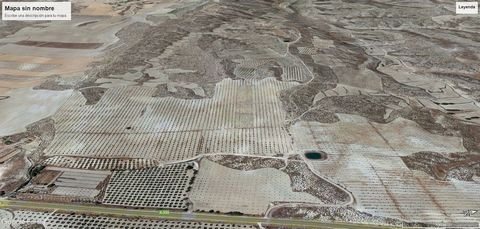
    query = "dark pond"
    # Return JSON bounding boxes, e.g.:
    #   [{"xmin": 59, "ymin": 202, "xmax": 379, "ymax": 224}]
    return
[{"xmin": 304, "ymin": 151, "xmax": 326, "ymax": 160}]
